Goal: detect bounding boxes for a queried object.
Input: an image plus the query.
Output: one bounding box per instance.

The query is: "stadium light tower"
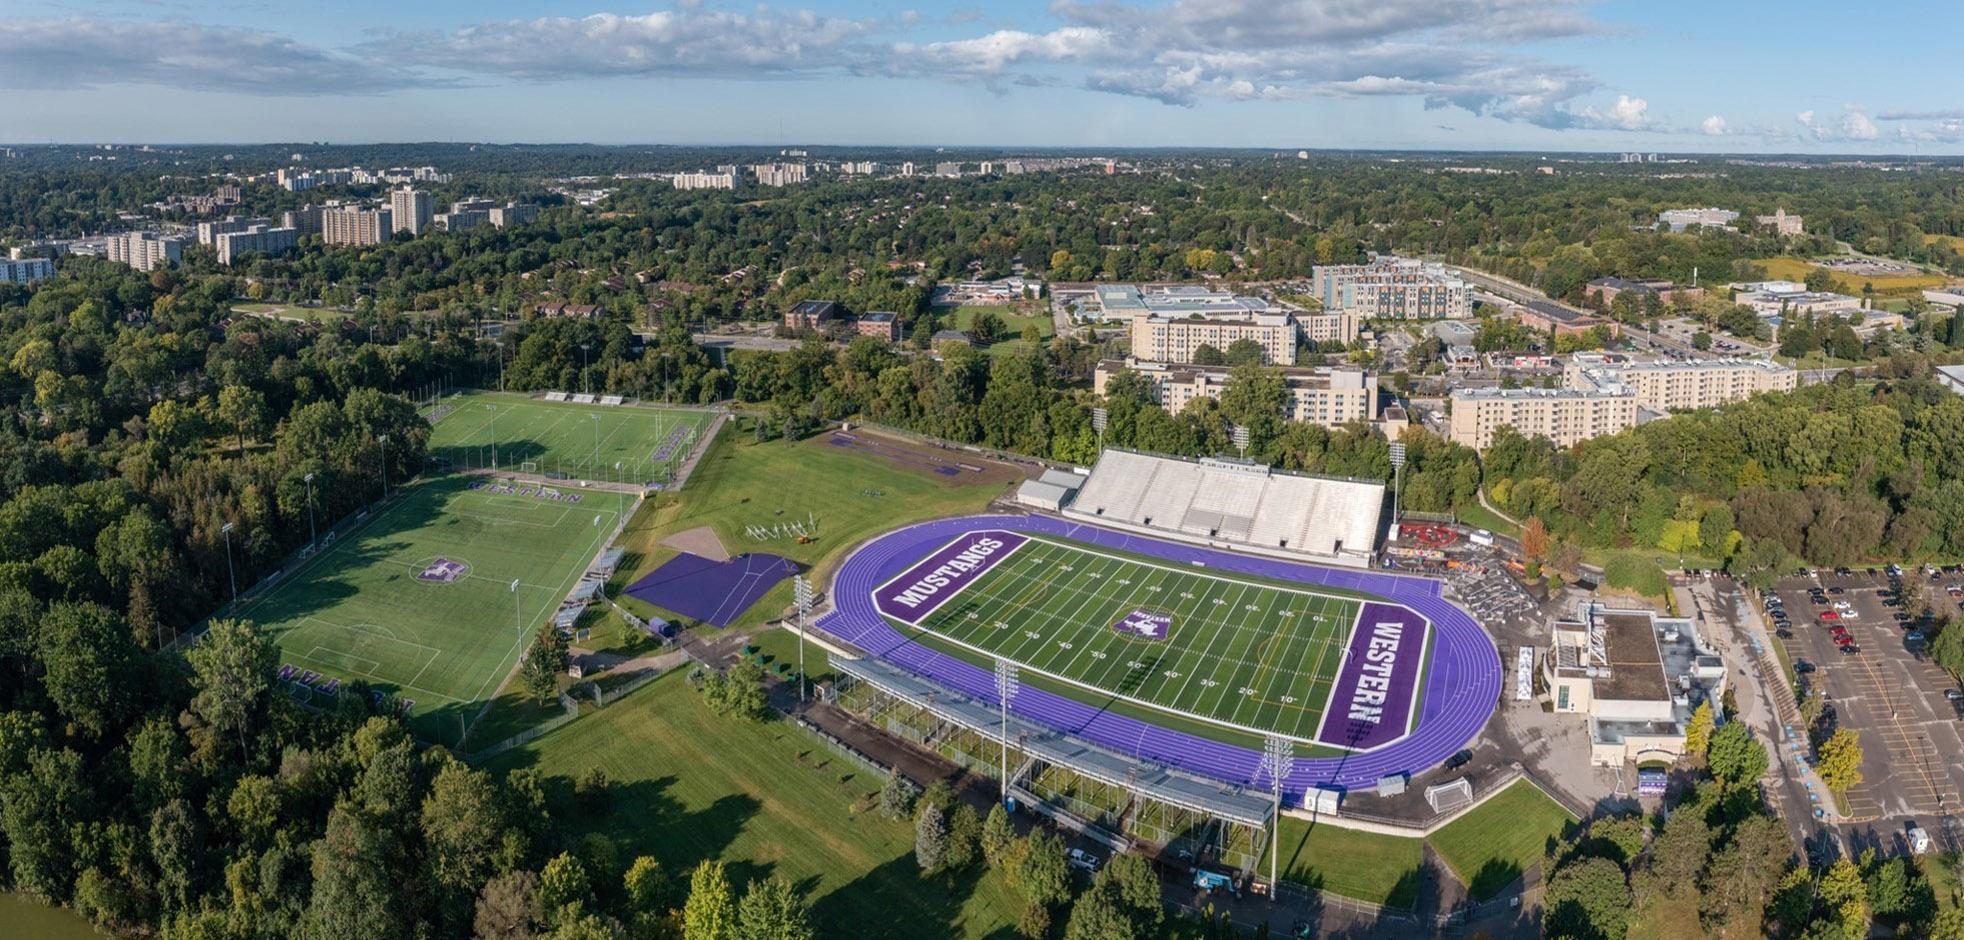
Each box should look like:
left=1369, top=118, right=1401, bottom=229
left=794, top=575, right=816, bottom=704
left=1231, top=424, right=1251, bottom=461
left=994, top=659, right=1020, bottom=802
left=579, top=343, right=592, bottom=396
left=510, top=578, right=523, bottom=637
left=1263, top=735, right=1291, bottom=897
left=1090, top=406, right=1108, bottom=456
left=485, top=404, right=499, bottom=470
left=1388, top=440, right=1408, bottom=530
left=220, top=521, right=238, bottom=614
left=378, top=434, right=390, bottom=499
left=303, top=473, right=317, bottom=552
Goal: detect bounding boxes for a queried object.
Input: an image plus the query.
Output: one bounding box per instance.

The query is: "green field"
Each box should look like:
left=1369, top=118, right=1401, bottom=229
left=1428, top=780, right=1577, bottom=900
left=428, top=390, right=715, bottom=485
left=612, top=425, right=1018, bottom=632
left=235, top=476, right=622, bottom=732
left=489, top=671, right=1023, bottom=938
left=900, top=535, right=1369, bottom=743
left=232, top=301, right=350, bottom=324
left=1275, top=817, right=1424, bottom=908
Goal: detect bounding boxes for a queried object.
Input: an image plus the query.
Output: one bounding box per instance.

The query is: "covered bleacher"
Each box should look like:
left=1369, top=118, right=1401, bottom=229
left=1064, top=448, right=1386, bottom=568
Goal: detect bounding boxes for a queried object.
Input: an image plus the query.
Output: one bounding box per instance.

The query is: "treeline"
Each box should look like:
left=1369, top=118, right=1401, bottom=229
left=1484, top=365, right=1964, bottom=583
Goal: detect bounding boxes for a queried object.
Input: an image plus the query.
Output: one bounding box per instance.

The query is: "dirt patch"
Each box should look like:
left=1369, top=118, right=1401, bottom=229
left=663, top=524, right=731, bottom=562
left=820, top=426, right=1037, bottom=488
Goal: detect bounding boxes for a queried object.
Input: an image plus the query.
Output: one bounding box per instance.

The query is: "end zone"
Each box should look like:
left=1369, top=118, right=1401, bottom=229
left=1316, top=602, right=1431, bottom=749
left=871, top=529, right=1028, bottom=624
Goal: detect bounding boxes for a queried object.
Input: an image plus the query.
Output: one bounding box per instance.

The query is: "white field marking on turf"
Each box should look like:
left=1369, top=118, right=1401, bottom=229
left=1073, top=556, right=1186, bottom=693
left=941, top=541, right=1059, bottom=659
left=1211, top=585, right=1298, bottom=732
left=1240, top=593, right=1337, bottom=732
left=286, top=616, right=451, bottom=700
left=1165, top=579, right=1253, bottom=713
left=465, top=499, right=621, bottom=705
left=1264, top=596, right=1355, bottom=735
left=1133, top=569, right=1238, bottom=707
left=228, top=485, right=449, bottom=623
left=867, top=529, right=1032, bottom=628
left=1039, top=548, right=1139, bottom=677
left=898, top=533, right=1394, bottom=747
left=999, top=544, right=1115, bottom=669
left=300, top=647, right=383, bottom=673
left=976, top=543, right=1157, bottom=679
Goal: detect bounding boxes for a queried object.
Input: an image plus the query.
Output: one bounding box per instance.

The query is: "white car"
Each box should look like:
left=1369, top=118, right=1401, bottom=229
left=1832, top=601, right=1853, bottom=612
left=1067, top=849, right=1103, bottom=873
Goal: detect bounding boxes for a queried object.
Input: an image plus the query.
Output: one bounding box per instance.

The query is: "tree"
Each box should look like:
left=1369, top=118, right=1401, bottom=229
left=1544, top=856, right=1632, bottom=940
left=1817, top=729, right=1864, bottom=795
left=1063, top=881, right=1131, bottom=940
left=538, top=852, right=594, bottom=925
left=1521, top=516, right=1550, bottom=563
left=944, top=802, right=982, bottom=871
left=1684, top=701, right=1714, bottom=758
left=683, top=860, right=736, bottom=940
left=421, top=760, right=511, bottom=907
left=1643, top=808, right=1709, bottom=899
left=474, top=871, right=540, bottom=940
left=1014, top=830, right=1073, bottom=909
left=878, top=771, right=914, bottom=821
left=1223, top=338, right=1266, bottom=367
left=1818, top=857, right=1871, bottom=939
left=216, top=384, right=268, bottom=454
left=522, top=624, right=565, bottom=704
left=982, top=803, right=1016, bottom=867
left=735, top=877, right=813, bottom=940
left=1691, top=330, right=1713, bottom=350
left=38, top=601, right=138, bottom=738
left=1705, top=721, right=1768, bottom=788
left=1190, top=343, right=1225, bottom=366
left=625, top=856, right=674, bottom=922
left=915, top=802, right=948, bottom=873
left=304, top=801, right=406, bottom=940
left=186, top=617, right=277, bottom=763
left=150, top=798, right=203, bottom=914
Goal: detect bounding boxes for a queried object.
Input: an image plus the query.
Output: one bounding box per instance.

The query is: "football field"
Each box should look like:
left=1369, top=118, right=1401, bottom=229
left=427, top=390, right=714, bottom=484
left=234, top=476, right=622, bottom=720
left=880, top=532, right=1417, bottom=743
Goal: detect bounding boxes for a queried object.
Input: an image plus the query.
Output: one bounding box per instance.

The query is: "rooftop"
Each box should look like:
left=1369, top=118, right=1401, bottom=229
left=1452, top=383, right=1631, bottom=401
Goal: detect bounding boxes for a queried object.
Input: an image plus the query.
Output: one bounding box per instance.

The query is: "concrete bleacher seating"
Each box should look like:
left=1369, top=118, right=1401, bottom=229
left=1063, top=448, right=1386, bottom=568
left=571, top=393, right=596, bottom=404
left=599, top=395, right=625, bottom=406
left=543, top=391, right=568, bottom=402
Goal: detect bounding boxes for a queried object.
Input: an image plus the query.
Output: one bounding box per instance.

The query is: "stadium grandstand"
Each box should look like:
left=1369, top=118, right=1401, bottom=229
left=1062, top=448, right=1386, bottom=568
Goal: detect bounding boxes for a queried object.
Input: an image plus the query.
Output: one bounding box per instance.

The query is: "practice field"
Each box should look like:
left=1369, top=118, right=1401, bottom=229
left=427, top=390, right=714, bottom=484
left=234, top=476, right=621, bottom=722
left=875, top=530, right=1433, bottom=747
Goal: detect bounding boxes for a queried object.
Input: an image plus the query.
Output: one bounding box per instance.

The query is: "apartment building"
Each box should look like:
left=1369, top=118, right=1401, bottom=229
left=107, top=232, right=183, bottom=272
left=1448, top=384, right=1639, bottom=451
left=1129, top=311, right=1297, bottom=365
left=441, top=209, right=489, bottom=232
left=1295, top=309, right=1366, bottom=345
left=281, top=206, right=325, bottom=236
left=671, top=170, right=738, bottom=190
left=749, top=163, right=808, bottom=187
left=0, top=257, right=54, bottom=284
left=1309, top=256, right=1472, bottom=319
left=855, top=311, right=901, bottom=343
left=488, top=204, right=539, bottom=228
left=321, top=207, right=394, bottom=246
left=389, top=189, right=433, bottom=236
left=195, top=217, right=272, bottom=246
left=1095, top=359, right=1377, bottom=429
left=1565, top=355, right=1797, bottom=412
left=214, top=225, right=298, bottom=265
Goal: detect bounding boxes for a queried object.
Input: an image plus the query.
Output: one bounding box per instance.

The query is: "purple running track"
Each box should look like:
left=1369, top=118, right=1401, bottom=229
left=814, top=514, right=1500, bottom=799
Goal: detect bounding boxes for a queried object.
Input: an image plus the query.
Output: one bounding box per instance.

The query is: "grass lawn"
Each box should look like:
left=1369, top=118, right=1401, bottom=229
left=1428, top=780, right=1577, bottom=900
left=232, top=301, right=349, bottom=323
left=1626, top=895, right=1708, bottom=940
left=488, top=670, right=1024, bottom=938
left=233, top=475, right=622, bottom=740
left=428, top=390, right=715, bottom=485
left=611, top=425, right=1014, bottom=632
left=1455, top=500, right=1519, bottom=539
left=748, top=626, right=836, bottom=686
left=946, top=304, right=1055, bottom=340
left=1275, top=816, right=1424, bottom=908
left=1754, top=257, right=1945, bottom=296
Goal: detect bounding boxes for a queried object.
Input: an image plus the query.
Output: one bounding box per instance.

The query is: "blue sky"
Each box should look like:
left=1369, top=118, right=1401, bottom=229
left=4, top=0, right=1962, bottom=151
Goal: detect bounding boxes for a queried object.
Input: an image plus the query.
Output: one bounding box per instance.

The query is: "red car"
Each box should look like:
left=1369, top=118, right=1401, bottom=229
left=1818, top=611, right=1840, bottom=621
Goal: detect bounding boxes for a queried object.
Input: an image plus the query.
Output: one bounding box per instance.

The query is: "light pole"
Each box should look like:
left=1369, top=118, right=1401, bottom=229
left=1263, top=736, right=1291, bottom=897
left=303, top=472, right=317, bottom=551
left=510, top=578, right=523, bottom=637
left=1388, top=440, right=1408, bottom=533
left=485, top=404, right=499, bottom=470
left=378, top=433, right=390, bottom=499
left=579, top=343, right=592, bottom=396
left=220, top=521, right=238, bottom=614
left=995, top=659, right=1019, bottom=802
left=794, top=576, right=815, bottom=704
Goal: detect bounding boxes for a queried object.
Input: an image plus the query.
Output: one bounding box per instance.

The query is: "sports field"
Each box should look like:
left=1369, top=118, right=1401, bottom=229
left=234, top=476, right=622, bottom=722
left=427, top=390, right=714, bottom=484
left=878, top=531, right=1431, bottom=745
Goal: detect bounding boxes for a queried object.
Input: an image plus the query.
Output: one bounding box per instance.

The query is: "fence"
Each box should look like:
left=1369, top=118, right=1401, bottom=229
left=465, top=665, right=668, bottom=763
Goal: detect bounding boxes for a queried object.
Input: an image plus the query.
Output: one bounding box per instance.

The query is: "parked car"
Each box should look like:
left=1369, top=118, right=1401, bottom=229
left=1795, top=660, right=1816, bottom=674
left=1067, top=849, right=1102, bottom=873
left=1819, top=611, right=1840, bottom=621
left=1840, top=644, right=1861, bottom=654
left=1907, top=632, right=1927, bottom=644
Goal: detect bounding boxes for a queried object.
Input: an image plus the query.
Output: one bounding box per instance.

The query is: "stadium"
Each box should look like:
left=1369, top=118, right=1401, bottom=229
left=814, top=448, right=1502, bottom=809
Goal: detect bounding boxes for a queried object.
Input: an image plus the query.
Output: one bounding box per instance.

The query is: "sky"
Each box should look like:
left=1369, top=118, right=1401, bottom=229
left=4, top=0, right=1964, bottom=152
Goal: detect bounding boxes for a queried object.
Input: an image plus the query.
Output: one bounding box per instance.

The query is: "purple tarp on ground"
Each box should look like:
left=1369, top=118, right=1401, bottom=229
left=624, top=551, right=799, bottom=627
left=815, top=514, right=1501, bottom=800
left=1316, top=602, right=1429, bottom=750
left=872, top=530, right=1027, bottom=624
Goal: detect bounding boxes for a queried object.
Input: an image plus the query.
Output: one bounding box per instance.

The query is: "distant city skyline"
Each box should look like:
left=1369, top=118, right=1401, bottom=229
left=4, top=0, right=1963, bottom=153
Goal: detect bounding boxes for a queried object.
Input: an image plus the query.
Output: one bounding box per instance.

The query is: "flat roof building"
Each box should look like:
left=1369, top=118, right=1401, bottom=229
left=1448, top=383, right=1639, bottom=451
left=1546, top=602, right=1724, bottom=767
left=1094, top=359, right=1378, bottom=430
left=214, top=225, right=298, bottom=266
left=1658, top=207, right=1738, bottom=232
left=784, top=299, right=842, bottom=332
left=390, top=188, right=433, bottom=236
left=1130, top=311, right=1296, bottom=366
left=1565, top=354, right=1797, bottom=412
left=1295, top=309, right=1366, bottom=345
left=1310, top=255, right=1472, bottom=319
left=854, top=311, right=901, bottom=343
left=107, top=232, right=183, bottom=272
left=0, top=257, right=55, bottom=284
left=1513, top=299, right=1619, bottom=338
left=322, top=207, right=393, bottom=246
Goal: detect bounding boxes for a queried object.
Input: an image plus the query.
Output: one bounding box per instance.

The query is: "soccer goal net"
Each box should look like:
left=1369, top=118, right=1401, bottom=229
left=1425, top=778, right=1475, bottom=815
left=521, top=461, right=540, bottom=474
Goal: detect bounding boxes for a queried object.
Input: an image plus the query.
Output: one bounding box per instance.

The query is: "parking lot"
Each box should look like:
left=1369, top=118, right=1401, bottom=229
left=1765, top=568, right=1964, bottom=824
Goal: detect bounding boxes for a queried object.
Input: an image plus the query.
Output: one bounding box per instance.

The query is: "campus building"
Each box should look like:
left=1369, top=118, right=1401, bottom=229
left=0, top=256, right=54, bottom=284
left=1129, top=312, right=1296, bottom=365
left=784, top=299, right=842, bottom=332
left=1294, top=309, right=1366, bottom=345
left=1309, top=256, right=1473, bottom=319
left=1755, top=208, right=1804, bottom=236
left=1511, top=299, right=1619, bottom=338
left=1094, top=359, right=1379, bottom=429
left=214, top=225, right=299, bottom=266
left=1657, top=207, right=1738, bottom=232
left=1565, top=354, right=1797, bottom=412
left=672, top=169, right=739, bottom=190
left=321, top=207, right=394, bottom=246
left=1545, top=602, right=1725, bottom=767
left=107, top=232, right=183, bottom=271
left=854, top=311, right=902, bottom=343
left=1584, top=277, right=1705, bottom=308
left=1448, top=383, right=1639, bottom=451
left=390, top=188, right=434, bottom=236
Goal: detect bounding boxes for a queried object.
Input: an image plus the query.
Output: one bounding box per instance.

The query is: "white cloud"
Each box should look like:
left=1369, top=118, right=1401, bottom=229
left=0, top=17, right=407, bottom=94
left=1795, top=106, right=1880, bottom=142
left=1572, top=95, right=1655, bottom=131
left=1701, top=114, right=1729, bottom=135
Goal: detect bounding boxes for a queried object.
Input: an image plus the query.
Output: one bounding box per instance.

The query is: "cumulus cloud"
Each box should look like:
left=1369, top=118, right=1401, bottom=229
left=1701, top=114, right=1729, bottom=135
left=1796, top=106, right=1879, bottom=141
left=1571, top=95, right=1656, bottom=131
left=0, top=17, right=408, bottom=94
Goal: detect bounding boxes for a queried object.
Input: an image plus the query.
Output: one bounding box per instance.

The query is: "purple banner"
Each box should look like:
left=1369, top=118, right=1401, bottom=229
left=1110, top=608, right=1173, bottom=640
left=1316, top=602, right=1429, bottom=750
left=873, top=530, right=1028, bottom=624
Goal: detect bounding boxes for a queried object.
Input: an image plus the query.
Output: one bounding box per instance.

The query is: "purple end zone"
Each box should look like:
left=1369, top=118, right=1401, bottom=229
left=624, top=551, right=799, bottom=627
left=815, top=514, right=1501, bottom=800
left=1316, top=602, right=1428, bottom=749
left=1110, top=608, right=1173, bottom=640
left=872, top=530, right=1027, bottom=624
